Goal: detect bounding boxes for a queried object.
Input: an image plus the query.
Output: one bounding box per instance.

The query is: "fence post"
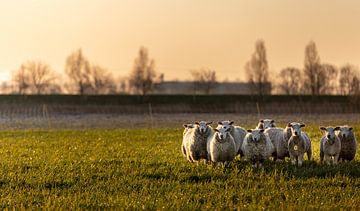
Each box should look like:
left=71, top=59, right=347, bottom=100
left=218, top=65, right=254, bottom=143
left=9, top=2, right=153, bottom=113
left=149, top=103, right=153, bottom=128
left=42, top=104, right=51, bottom=128
left=256, top=102, right=261, bottom=119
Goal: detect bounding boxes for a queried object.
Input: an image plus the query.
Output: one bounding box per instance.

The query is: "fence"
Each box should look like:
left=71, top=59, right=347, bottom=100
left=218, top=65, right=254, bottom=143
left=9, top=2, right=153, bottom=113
left=0, top=95, right=358, bottom=116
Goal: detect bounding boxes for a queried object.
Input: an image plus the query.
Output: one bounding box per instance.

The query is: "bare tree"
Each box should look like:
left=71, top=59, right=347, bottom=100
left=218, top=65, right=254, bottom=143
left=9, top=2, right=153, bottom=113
left=303, top=41, right=323, bottom=95
left=339, top=64, right=360, bottom=95
left=26, top=61, right=56, bottom=94
left=118, top=77, right=129, bottom=94
left=12, top=64, right=30, bottom=94
left=65, top=49, right=91, bottom=95
left=88, top=65, right=116, bottom=94
left=277, top=67, right=301, bottom=95
left=129, top=46, right=156, bottom=95
left=191, top=69, right=217, bottom=94
left=320, top=63, right=338, bottom=95
left=12, top=61, right=58, bottom=94
left=245, top=40, right=271, bottom=96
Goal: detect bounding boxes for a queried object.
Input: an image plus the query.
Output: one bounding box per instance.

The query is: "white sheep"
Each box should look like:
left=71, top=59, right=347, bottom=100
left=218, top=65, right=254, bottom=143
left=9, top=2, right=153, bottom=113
left=183, top=121, right=213, bottom=163
left=242, top=129, right=274, bottom=168
left=256, top=119, right=276, bottom=130
left=217, top=120, right=247, bottom=158
left=181, top=123, right=195, bottom=157
left=207, top=126, right=236, bottom=167
left=336, top=126, right=357, bottom=162
left=320, top=126, right=341, bottom=165
left=287, top=122, right=312, bottom=166
left=264, top=125, right=292, bottom=161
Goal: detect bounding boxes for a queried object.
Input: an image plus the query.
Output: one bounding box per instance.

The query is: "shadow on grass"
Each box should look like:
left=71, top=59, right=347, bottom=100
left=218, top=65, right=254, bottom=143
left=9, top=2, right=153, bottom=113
left=233, top=159, right=360, bottom=179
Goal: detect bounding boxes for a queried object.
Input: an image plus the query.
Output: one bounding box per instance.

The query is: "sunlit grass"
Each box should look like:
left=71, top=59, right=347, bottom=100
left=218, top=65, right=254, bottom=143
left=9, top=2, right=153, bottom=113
left=0, top=127, right=359, bottom=209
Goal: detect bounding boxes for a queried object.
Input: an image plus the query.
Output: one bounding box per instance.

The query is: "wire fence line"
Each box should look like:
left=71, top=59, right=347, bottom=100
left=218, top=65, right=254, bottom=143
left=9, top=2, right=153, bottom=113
left=0, top=103, right=358, bottom=130
left=0, top=101, right=357, bottom=118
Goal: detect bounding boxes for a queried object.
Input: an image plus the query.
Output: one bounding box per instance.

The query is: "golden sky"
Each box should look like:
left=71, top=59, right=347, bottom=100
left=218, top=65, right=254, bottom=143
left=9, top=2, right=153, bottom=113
left=0, top=0, right=360, bottom=82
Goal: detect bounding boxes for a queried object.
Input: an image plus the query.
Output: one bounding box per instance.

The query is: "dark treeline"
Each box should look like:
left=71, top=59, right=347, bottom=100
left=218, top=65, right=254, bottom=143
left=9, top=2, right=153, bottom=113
left=3, top=41, right=360, bottom=97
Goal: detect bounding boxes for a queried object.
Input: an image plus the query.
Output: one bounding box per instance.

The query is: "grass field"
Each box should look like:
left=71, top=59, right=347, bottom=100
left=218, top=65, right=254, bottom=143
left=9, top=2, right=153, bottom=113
left=0, top=126, right=360, bottom=209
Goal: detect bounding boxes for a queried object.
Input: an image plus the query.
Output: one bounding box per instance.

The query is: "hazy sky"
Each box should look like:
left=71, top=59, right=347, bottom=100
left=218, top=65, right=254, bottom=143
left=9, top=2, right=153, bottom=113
left=1, top=0, right=360, bottom=82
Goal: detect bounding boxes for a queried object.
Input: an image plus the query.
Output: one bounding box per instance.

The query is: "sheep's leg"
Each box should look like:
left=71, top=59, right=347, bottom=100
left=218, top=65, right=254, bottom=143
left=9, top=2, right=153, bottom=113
left=307, top=146, right=312, bottom=161
left=298, top=154, right=304, bottom=167
left=320, top=149, right=324, bottom=164
left=181, top=145, right=187, bottom=157
left=250, top=159, right=257, bottom=168
left=324, top=155, right=331, bottom=165
left=334, top=154, right=339, bottom=165
left=290, top=154, right=297, bottom=165
left=187, top=154, right=194, bottom=163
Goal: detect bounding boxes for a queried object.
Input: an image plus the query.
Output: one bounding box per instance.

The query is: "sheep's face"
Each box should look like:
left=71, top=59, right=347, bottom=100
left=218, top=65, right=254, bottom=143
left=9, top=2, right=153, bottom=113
left=195, top=121, right=212, bottom=134
left=183, top=123, right=194, bottom=129
left=215, top=127, right=230, bottom=140
left=257, top=119, right=275, bottom=130
left=338, top=126, right=353, bottom=139
left=183, top=123, right=194, bottom=135
left=320, top=126, right=340, bottom=144
left=247, top=129, right=265, bottom=142
left=217, top=120, right=234, bottom=132
left=288, top=122, right=305, bottom=137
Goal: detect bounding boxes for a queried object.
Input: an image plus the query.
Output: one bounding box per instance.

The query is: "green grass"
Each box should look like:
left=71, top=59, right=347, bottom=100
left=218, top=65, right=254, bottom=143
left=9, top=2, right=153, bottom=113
left=0, top=127, right=360, bottom=209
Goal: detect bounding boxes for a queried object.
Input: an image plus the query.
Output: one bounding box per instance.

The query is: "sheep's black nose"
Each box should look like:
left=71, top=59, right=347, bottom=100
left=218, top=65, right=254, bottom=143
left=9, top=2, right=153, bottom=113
left=343, top=134, right=346, bottom=138
left=327, top=135, right=331, bottom=139
left=294, top=132, right=298, bottom=136
left=220, top=135, right=223, bottom=139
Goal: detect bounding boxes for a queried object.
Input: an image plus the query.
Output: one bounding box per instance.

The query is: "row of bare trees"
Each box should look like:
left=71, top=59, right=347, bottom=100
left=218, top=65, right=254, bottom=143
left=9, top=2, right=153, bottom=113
left=7, top=42, right=360, bottom=96
left=277, top=41, right=360, bottom=96
left=10, top=47, right=157, bottom=95
left=245, top=40, right=360, bottom=96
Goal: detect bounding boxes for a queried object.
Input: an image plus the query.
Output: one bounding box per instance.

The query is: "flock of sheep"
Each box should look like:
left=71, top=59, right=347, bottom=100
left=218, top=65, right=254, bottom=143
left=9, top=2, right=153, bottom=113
left=182, top=119, right=357, bottom=168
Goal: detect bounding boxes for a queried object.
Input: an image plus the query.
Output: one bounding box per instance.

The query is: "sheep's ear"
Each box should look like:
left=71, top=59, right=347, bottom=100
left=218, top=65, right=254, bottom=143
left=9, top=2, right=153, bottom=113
left=349, top=127, right=353, bottom=131
left=247, top=129, right=252, bottom=133
left=206, top=121, right=213, bottom=125
left=218, top=121, right=223, bottom=125
left=271, top=120, right=275, bottom=123
left=229, top=121, right=234, bottom=125
left=334, top=127, right=340, bottom=131
left=194, top=122, right=200, bottom=125
left=287, top=123, right=292, bottom=127
left=260, top=129, right=265, bottom=133
left=214, top=128, right=219, bottom=132
left=319, top=127, right=326, bottom=131
left=183, top=124, right=188, bottom=128
left=300, top=123, right=306, bottom=128
left=260, top=119, right=264, bottom=123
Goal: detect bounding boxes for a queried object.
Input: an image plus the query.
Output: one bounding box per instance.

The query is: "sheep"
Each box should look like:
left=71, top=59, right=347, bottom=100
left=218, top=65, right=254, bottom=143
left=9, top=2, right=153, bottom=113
left=207, top=126, right=236, bottom=167
left=256, top=119, right=276, bottom=130
left=264, top=125, right=292, bottom=161
left=287, top=122, right=312, bottom=166
left=217, top=120, right=247, bottom=158
left=319, top=126, right=341, bottom=165
left=183, top=121, right=213, bottom=163
left=181, top=123, right=195, bottom=157
left=336, top=126, right=357, bottom=162
left=241, top=129, right=274, bottom=168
